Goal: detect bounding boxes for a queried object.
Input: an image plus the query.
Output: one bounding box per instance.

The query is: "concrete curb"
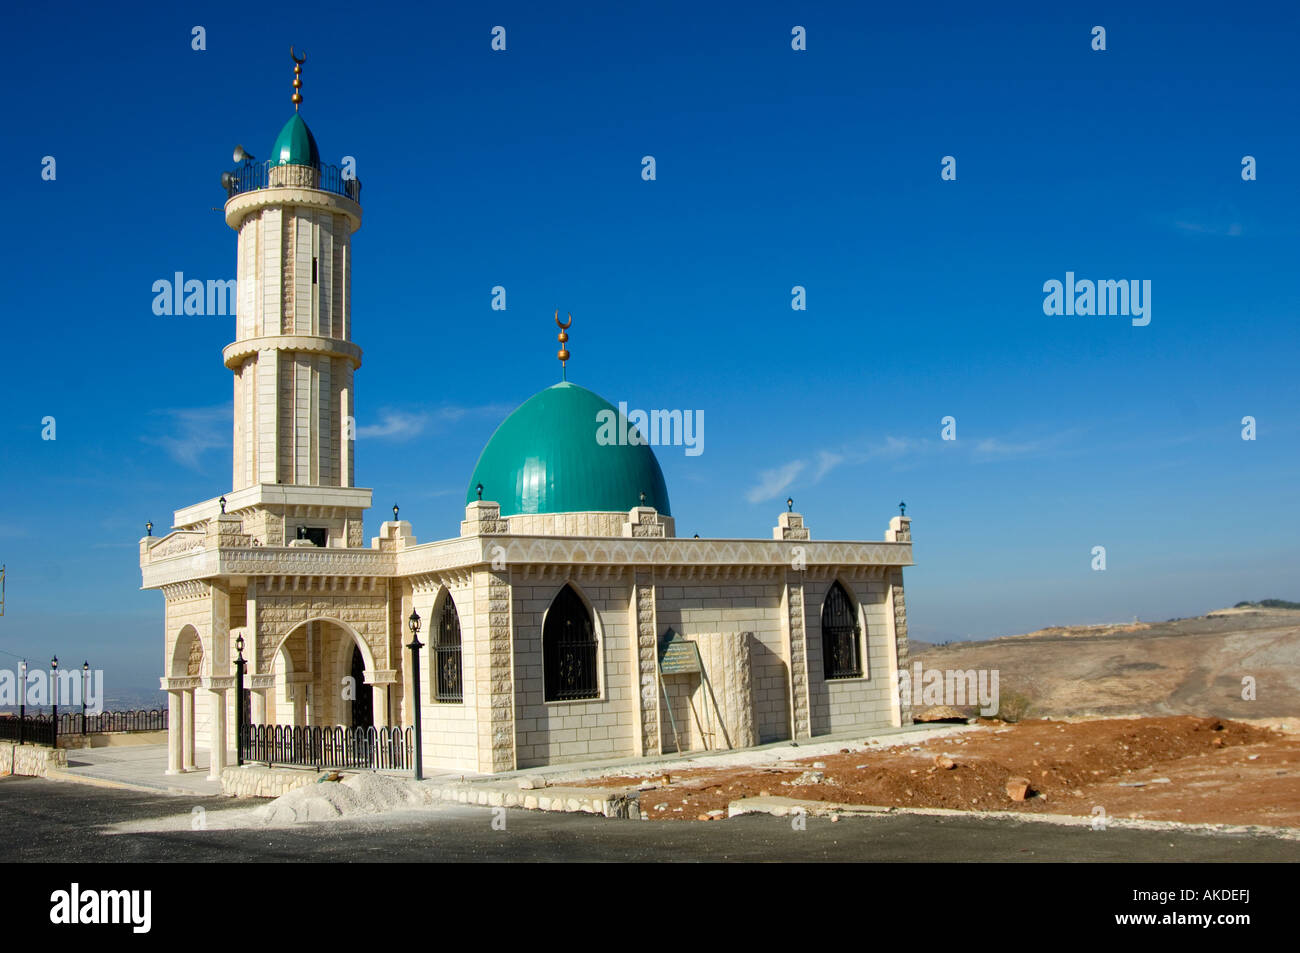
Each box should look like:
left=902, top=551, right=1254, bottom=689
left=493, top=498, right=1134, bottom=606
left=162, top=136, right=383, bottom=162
left=725, top=795, right=1300, bottom=839
left=425, top=780, right=640, bottom=819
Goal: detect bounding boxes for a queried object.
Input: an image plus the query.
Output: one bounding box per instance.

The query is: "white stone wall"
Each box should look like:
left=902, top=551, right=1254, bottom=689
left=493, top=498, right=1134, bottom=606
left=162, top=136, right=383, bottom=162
left=413, top=582, right=480, bottom=773
left=803, top=576, right=898, bottom=736
left=656, top=580, right=790, bottom=744
left=510, top=578, right=636, bottom=768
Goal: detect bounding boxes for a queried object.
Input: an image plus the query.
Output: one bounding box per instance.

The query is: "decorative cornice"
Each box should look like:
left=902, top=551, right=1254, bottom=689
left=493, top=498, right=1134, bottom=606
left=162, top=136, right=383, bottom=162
left=225, top=185, right=362, bottom=231
left=223, top=335, right=362, bottom=370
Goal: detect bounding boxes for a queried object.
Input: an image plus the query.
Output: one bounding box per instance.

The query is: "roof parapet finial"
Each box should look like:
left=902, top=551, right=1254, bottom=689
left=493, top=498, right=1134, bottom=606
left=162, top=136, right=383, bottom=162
left=555, top=309, right=572, bottom=381
left=290, top=46, right=306, bottom=111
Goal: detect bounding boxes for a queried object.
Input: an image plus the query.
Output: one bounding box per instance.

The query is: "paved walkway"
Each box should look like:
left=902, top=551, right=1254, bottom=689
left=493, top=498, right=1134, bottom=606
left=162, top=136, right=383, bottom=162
left=45, top=723, right=954, bottom=800
left=56, top=744, right=223, bottom=796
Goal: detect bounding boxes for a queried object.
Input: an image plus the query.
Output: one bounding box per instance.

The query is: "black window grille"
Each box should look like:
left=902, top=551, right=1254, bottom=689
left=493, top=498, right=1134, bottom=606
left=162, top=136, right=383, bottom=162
left=435, top=594, right=463, bottom=703
left=543, top=585, right=599, bottom=701
left=821, top=581, right=862, bottom=679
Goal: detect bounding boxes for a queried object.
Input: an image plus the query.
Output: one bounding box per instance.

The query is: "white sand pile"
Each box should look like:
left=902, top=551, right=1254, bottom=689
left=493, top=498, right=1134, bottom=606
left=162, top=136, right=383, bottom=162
left=252, top=773, right=434, bottom=825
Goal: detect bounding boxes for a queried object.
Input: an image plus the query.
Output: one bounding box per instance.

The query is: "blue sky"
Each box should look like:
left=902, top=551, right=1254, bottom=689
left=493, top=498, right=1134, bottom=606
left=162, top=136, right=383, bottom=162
left=1, top=1, right=1297, bottom=697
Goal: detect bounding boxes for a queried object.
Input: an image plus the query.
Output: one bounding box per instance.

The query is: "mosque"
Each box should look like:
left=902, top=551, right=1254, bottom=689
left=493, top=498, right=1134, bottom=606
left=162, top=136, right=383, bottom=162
left=140, top=56, right=915, bottom=778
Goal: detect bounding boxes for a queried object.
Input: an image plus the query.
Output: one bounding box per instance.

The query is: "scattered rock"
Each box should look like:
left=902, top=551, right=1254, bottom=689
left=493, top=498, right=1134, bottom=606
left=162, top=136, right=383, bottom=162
left=934, top=755, right=957, bottom=770
left=812, top=761, right=826, bottom=769
left=789, top=770, right=826, bottom=787
left=1005, top=777, right=1031, bottom=801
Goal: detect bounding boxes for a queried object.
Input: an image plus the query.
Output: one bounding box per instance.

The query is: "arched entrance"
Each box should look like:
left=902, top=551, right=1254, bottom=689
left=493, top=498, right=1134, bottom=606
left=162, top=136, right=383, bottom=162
left=350, top=644, right=374, bottom=728
left=268, top=618, right=380, bottom=728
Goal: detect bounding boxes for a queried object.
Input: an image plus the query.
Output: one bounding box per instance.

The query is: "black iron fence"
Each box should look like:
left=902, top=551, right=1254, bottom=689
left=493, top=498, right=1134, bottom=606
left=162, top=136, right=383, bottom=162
left=60, top=709, right=167, bottom=734
left=0, top=714, right=56, bottom=745
left=223, top=160, right=362, bottom=202
left=0, top=708, right=168, bottom=746
left=240, top=723, right=413, bottom=771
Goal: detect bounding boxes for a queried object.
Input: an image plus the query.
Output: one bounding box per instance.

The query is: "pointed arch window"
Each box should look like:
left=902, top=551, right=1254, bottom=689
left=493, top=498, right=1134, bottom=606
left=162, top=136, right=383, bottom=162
left=822, top=581, right=863, bottom=679
left=435, top=594, right=463, bottom=703
left=544, top=585, right=599, bottom=701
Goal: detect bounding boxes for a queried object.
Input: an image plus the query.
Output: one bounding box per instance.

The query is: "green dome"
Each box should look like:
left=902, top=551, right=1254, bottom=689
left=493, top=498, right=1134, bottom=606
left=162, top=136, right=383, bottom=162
left=270, top=113, right=320, bottom=168
left=466, top=382, right=672, bottom=517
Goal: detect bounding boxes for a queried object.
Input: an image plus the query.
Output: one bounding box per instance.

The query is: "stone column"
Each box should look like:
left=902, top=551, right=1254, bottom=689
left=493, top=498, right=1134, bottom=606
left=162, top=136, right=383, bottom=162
left=250, top=689, right=266, bottom=725
left=784, top=572, right=811, bottom=741
left=165, top=690, right=183, bottom=775
left=371, top=680, right=392, bottom=728
left=207, top=688, right=227, bottom=780
left=477, top=569, right=516, bottom=773
left=630, top=574, right=660, bottom=756
left=182, top=689, right=196, bottom=771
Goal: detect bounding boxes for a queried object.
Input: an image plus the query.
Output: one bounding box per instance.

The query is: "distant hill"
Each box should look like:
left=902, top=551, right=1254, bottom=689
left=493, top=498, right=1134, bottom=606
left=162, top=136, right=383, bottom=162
left=1236, top=599, right=1300, bottom=610
left=909, top=607, right=1300, bottom=719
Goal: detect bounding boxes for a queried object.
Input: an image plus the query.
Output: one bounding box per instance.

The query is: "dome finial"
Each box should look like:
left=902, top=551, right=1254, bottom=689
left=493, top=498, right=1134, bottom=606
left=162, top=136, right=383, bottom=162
left=290, top=46, right=306, bottom=111
left=555, top=309, right=572, bottom=381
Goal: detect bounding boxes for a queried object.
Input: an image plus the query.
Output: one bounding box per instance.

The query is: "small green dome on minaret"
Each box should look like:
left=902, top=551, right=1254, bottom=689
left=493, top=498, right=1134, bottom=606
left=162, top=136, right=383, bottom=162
left=270, top=113, right=320, bottom=168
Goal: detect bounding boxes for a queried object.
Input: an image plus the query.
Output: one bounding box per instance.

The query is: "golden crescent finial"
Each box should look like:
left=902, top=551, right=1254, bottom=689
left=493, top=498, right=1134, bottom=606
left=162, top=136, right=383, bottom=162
left=290, top=47, right=306, bottom=110
left=555, top=310, right=572, bottom=379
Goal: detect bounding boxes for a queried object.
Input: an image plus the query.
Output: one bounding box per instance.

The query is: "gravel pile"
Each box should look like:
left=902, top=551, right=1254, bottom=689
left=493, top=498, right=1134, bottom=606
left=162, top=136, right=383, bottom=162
left=252, top=773, right=433, bottom=825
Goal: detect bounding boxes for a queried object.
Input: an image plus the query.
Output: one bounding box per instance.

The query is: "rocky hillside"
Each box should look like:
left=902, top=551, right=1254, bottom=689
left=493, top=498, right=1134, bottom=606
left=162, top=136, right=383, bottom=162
left=910, top=607, right=1300, bottom=718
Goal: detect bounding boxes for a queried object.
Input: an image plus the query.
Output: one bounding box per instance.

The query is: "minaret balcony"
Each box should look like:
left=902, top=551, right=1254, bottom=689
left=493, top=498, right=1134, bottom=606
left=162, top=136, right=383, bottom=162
left=223, top=159, right=361, bottom=203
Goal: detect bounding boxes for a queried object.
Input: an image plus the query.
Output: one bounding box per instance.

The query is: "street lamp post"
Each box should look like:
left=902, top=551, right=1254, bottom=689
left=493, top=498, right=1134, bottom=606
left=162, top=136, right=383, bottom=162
left=235, top=634, right=246, bottom=766
left=18, top=660, right=26, bottom=745
left=50, top=655, right=59, bottom=745
left=407, top=610, right=424, bottom=781
left=81, top=661, right=89, bottom=734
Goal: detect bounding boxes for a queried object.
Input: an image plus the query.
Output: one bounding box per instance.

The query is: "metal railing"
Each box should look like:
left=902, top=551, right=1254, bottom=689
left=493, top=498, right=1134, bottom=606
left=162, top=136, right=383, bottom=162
left=59, top=708, right=167, bottom=734
left=240, top=723, right=413, bottom=771
left=0, top=708, right=169, bottom=746
left=223, top=160, right=362, bottom=202
left=0, top=713, right=55, bottom=745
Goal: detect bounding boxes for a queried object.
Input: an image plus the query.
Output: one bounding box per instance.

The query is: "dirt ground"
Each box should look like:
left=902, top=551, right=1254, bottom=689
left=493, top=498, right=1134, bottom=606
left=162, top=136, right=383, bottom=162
left=565, top=716, right=1300, bottom=826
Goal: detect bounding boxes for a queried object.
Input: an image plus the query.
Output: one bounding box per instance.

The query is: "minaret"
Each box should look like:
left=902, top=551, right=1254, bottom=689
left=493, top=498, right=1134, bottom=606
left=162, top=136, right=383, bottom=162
left=211, top=50, right=370, bottom=546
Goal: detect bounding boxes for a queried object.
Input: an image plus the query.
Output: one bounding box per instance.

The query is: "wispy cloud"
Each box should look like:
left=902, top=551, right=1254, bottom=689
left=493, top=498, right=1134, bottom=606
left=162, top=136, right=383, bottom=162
left=746, top=427, right=1076, bottom=503
left=744, top=461, right=805, bottom=503
left=141, top=405, right=228, bottom=469
left=358, top=404, right=512, bottom=441
left=971, top=436, right=1043, bottom=459
left=1174, top=220, right=1243, bottom=237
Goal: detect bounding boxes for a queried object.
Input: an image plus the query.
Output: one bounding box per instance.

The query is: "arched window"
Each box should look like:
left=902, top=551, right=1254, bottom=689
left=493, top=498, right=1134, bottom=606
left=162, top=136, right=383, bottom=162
left=544, top=585, right=599, bottom=701
left=821, top=581, right=862, bottom=679
left=435, top=594, right=463, bottom=703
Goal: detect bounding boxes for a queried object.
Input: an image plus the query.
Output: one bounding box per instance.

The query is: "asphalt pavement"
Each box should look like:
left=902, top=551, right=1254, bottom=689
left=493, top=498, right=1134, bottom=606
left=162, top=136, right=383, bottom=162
left=1, top=776, right=1294, bottom=862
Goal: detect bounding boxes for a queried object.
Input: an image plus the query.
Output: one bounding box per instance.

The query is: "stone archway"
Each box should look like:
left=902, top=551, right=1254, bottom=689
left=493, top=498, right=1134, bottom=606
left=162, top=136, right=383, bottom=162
left=270, top=618, right=380, bottom=728
left=167, top=625, right=204, bottom=773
